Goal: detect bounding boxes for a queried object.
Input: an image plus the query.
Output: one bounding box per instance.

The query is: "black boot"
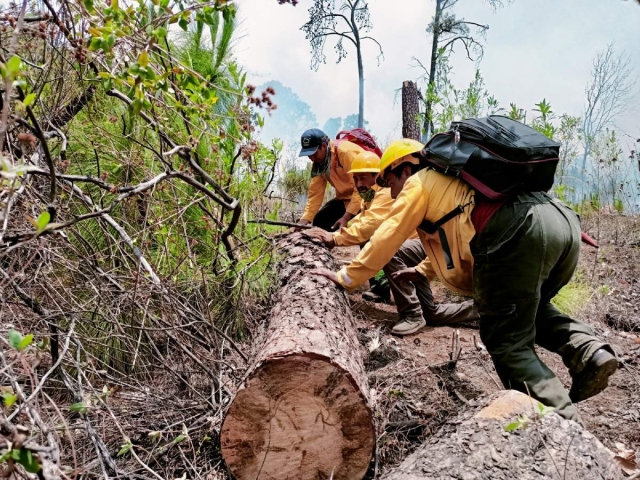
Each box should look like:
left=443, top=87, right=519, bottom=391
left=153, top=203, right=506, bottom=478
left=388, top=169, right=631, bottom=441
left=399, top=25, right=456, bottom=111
left=569, top=349, right=618, bottom=403
left=362, top=276, right=391, bottom=303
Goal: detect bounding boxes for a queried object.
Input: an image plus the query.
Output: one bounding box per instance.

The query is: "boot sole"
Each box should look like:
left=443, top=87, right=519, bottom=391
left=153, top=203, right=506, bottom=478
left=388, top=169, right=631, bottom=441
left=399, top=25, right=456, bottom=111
left=569, top=358, right=618, bottom=403
left=391, top=322, right=427, bottom=336
left=362, top=293, right=390, bottom=303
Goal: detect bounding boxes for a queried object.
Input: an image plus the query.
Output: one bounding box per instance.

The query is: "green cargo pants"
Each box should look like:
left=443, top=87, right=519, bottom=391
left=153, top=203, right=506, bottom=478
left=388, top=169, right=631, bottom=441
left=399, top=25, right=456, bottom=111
left=472, top=192, right=609, bottom=422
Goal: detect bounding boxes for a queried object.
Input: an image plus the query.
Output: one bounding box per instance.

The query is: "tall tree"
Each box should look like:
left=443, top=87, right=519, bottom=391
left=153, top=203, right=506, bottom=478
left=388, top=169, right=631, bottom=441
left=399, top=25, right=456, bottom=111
left=301, top=0, right=383, bottom=128
left=580, top=45, right=634, bottom=174
left=420, top=0, right=505, bottom=140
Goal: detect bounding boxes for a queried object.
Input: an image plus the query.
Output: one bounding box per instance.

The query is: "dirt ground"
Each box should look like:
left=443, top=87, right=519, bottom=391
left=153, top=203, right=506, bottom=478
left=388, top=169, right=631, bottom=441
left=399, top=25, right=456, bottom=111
left=332, top=214, right=640, bottom=477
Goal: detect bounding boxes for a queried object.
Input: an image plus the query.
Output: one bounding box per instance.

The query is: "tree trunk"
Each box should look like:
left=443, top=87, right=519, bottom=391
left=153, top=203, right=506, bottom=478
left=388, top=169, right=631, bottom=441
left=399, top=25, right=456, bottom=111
left=402, top=81, right=421, bottom=141
left=220, top=233, right=375, bottom=480
left=357, top=43, right=365, bottom=129
left=381, top=390, right=623, bottom=480
left=423, top=0, right=442, bottom=141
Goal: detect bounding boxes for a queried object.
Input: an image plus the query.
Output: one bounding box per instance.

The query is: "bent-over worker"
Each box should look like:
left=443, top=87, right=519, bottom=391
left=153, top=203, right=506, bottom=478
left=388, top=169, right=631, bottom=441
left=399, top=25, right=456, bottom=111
left=312, top=138, right=617, bottom=422
left=306, top=144, right=477, bottom=335
left=297, top=128, right=364, bottom=231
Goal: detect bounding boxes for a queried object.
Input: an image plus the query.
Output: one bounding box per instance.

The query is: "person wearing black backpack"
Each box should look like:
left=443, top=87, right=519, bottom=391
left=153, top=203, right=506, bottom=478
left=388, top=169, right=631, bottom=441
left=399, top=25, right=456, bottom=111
left=312, top=119, right=618, bottom=422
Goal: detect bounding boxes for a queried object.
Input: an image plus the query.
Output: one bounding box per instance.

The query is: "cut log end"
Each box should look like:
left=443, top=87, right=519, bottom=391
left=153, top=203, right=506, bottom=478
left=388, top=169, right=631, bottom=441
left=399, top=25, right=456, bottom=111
left=221, top=235, right=374, bottom=479
left=221, top=354, right=375, bottom=480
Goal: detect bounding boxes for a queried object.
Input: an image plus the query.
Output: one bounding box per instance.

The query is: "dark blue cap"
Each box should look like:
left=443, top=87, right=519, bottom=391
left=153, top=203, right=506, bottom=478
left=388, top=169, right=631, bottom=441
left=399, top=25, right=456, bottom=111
left=299, top=128, right=327, bottom=157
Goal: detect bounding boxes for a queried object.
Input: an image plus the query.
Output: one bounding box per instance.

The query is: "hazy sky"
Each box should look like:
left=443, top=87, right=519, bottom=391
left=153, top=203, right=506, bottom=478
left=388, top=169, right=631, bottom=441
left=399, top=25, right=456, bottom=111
left=234, top=0, right=640, bottom=149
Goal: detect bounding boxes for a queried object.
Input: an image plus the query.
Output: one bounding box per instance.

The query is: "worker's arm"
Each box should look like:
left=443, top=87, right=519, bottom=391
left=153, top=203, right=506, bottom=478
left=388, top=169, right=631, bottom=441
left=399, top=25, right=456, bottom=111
left=301, top=175, right=327, bottom=223
left=336, top=178, right=430, bottom=291
left=333, top=190, right=394, bottom=247
left=392, top=257, right=436, bottom=283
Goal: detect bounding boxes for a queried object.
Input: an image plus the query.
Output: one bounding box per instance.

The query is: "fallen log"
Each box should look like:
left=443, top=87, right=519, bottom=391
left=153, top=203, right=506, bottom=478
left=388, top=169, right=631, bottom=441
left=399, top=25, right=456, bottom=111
left=221, top=233, right=375, bottom=480
left=381, top=390, right=623, bottom=480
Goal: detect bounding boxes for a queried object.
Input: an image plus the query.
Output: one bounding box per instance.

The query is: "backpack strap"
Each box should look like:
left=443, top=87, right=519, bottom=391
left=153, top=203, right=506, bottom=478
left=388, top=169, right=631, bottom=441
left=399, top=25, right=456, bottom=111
left=417, top=200, right=473, bottom=270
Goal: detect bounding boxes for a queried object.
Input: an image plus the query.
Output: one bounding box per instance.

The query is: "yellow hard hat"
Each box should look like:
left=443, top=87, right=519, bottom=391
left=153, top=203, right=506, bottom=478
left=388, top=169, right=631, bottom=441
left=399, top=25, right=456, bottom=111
left=347, top=150, right=381, bottom=174
left=377, top=139, right=424, bottom=186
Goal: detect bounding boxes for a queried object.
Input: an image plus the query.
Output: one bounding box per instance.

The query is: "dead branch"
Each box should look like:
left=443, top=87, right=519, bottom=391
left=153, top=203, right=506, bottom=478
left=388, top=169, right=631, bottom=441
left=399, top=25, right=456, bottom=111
left=248, top=219, right=312, bottom=229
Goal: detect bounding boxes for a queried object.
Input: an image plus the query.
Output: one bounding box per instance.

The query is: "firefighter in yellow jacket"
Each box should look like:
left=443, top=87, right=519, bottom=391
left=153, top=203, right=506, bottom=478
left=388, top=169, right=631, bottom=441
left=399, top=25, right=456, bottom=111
left=307, top=144, right=478, bottom=335
left=305, top=151, right=395, bottom=248
left=313, top=138, right=616, bottom=422
left=297, top=128, right=364, bottom=231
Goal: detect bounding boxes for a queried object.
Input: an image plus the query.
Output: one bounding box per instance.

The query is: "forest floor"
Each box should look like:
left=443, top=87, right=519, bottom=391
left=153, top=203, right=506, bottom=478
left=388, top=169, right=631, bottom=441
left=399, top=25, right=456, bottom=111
left=331, top=213, right=640, bottom=477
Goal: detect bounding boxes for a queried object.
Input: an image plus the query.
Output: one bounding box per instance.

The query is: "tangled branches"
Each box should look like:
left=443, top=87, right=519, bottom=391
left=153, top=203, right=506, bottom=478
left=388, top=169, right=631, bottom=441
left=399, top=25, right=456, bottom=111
left=0, top=0, right=280, bottom=477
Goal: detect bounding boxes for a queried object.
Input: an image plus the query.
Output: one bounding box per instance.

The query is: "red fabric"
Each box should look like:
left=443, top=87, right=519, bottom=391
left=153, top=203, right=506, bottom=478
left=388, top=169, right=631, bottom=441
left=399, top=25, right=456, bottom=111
left=471, top=195, right=600, bottom=248
left=471, top=195, right=508, bottom=234
left=581, top=231, right=599, bottom=248
left=335, top=128, right=383, bottom=158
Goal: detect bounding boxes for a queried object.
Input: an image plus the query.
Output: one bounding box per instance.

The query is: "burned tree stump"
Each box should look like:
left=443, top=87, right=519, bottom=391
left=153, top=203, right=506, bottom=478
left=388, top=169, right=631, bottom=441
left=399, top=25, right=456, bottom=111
left=402, top=80, right=421, bottom=141
left=381, top=390, right=623, bottom=480
left=221, top=233, right=375, bottom=480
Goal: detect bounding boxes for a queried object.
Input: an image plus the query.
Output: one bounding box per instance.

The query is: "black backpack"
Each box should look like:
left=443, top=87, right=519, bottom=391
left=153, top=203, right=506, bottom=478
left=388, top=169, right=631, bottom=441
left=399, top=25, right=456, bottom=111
left=417, top=116, right=561, bottom=270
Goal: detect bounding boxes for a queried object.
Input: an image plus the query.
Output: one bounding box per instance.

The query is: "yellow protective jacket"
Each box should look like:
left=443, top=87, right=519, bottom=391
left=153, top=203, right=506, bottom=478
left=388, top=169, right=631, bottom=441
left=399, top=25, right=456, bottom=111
left=332, top=185, right=394, bottom=246
left=336, top=168, right=476, bottom=295
left=301, top=140, right=363, bottom=222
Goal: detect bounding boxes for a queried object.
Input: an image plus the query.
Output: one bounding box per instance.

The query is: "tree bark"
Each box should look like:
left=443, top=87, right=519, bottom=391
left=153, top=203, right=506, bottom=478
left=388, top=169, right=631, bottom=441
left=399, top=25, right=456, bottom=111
left=402, top=81, right=421, bottom=141
left=221, top=233, right=375, bottom=480
left=381, top=390, right=623, bottom=480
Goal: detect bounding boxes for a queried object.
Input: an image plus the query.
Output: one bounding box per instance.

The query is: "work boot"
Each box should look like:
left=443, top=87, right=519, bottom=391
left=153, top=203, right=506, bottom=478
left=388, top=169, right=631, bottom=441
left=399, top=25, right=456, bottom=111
left=362, top=289, right=390, bottom=303
left=391, top=316, right=426, bottom=336
left=569, top=348, right=618, bottom=403
left=362, top=278, right=391, bottom=304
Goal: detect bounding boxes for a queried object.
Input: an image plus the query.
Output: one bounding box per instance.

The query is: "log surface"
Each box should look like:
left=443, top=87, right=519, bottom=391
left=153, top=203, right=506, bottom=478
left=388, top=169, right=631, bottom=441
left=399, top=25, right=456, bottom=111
left=381, top=390, right=623, bottom=480
left=221, top=233, right=375, bottom=480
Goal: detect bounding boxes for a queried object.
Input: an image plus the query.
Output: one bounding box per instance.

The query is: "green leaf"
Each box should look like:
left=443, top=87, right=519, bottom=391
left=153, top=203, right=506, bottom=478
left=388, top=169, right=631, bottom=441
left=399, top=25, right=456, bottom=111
left=504, top=421, right=521, bottom=432
left=117, top=440, right=132, bottom=457
left=172, top=434, right=187, bottom=445
left=154, top=26, right=167, bottom=38
left=15, top=449, right=41, bottom=473
left=8, top=329, right=22, bottom=349
left=536, top=403, right=555, bottom=417
left=4, top=55, right=22, bottom=79
left=36, top=211, right=50, bottom=233
left=130, top=99, right=142, bottom=115
left=23, top=93, right=37, bottom=107
left=89, top=37, right=103, bottom=52
left=138, top=50, right=149, bottom=67
left=18, top=334, right=34, bottom=351
left=83, top=0, right=95, bottom=11
left=178, top=18, right=188, bottom=31
left=70, top=402, right=88, bottom=414
left=104, top=34, right=116, bottom=51
left=2, top=392, right=17, bottom=408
